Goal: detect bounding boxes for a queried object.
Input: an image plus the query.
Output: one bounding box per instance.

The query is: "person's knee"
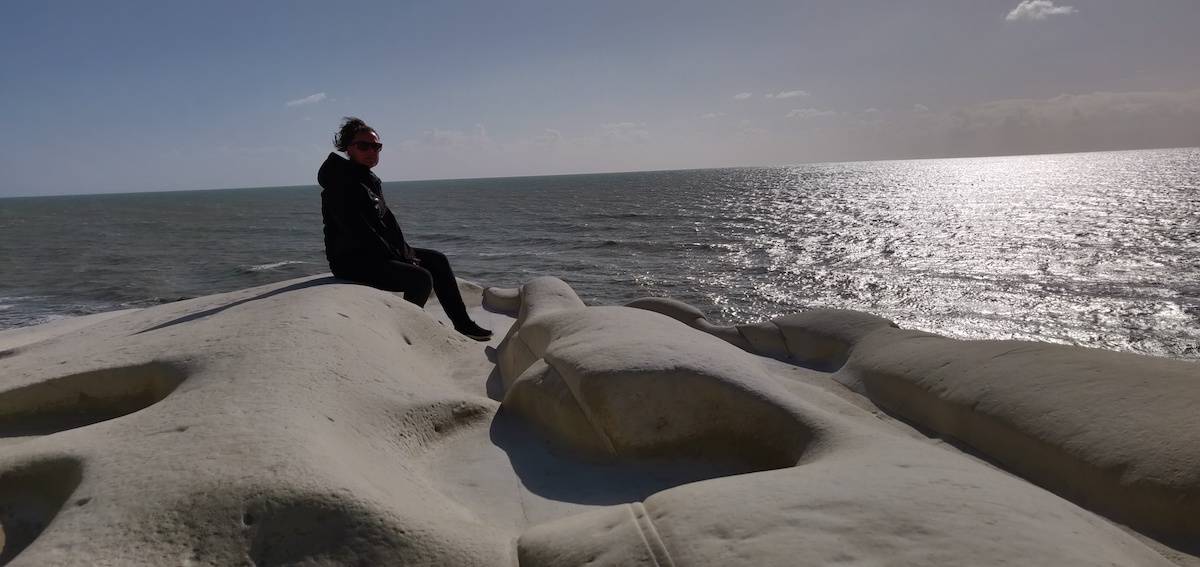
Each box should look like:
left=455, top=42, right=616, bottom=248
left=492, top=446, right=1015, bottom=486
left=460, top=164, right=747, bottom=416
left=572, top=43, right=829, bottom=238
left=410, top=266, right=434, bottom=296
left=401, top=267, right=434, bottom=306
left=416, top=266, right=434, bottom=291
left=417, top=248, right=448, bottom=266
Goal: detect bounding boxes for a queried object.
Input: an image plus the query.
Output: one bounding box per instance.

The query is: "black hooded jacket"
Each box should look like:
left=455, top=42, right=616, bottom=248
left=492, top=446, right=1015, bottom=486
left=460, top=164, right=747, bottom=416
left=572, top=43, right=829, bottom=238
left=318, top=152, right=415, bottom=271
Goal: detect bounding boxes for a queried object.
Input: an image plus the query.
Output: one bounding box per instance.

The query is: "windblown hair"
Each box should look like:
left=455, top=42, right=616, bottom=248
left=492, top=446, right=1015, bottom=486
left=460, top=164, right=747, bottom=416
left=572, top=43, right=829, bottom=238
left=333, top=117, right=377, bottom=152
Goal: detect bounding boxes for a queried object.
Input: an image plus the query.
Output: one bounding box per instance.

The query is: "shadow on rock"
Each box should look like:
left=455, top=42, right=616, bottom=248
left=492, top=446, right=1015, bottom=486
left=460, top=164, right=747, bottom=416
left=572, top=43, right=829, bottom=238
left=134, top=276, right=342, bottom=335
left=488, top=408, right=755, bottom=506
left=0, top=457, right=83, bottom=565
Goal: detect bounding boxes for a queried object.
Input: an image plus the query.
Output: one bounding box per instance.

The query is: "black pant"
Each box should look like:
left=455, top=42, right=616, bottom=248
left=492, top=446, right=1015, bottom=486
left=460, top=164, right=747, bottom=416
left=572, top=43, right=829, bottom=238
left=333, top=248, right=471, bottom=325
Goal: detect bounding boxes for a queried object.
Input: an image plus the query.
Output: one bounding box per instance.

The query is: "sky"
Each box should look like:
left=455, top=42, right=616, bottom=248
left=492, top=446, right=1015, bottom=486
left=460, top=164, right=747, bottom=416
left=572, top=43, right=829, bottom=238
left=1, top=0, right=1198, bottom=196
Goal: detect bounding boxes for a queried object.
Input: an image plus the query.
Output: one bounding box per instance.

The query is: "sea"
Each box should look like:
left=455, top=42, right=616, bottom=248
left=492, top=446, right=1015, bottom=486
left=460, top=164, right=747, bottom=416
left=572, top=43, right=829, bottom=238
left=1, top=147, right=1197, bottom=360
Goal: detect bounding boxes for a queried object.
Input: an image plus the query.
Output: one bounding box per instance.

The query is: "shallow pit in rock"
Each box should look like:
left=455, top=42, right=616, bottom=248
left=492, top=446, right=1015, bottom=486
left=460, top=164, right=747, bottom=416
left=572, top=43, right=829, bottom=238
left=0, top=361, right=188, bottom=438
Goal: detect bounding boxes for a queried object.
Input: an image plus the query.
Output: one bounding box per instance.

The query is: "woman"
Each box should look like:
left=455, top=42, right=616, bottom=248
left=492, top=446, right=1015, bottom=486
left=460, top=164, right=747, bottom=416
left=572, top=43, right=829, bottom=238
left=318, top=117, right=492, bottom=341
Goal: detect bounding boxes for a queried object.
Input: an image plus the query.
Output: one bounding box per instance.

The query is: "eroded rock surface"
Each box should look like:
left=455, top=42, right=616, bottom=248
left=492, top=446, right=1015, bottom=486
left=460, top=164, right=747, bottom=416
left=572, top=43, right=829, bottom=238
left=0, top=274, right=1191, bottom=565
left=0, top=276, right=513, bottom=565
left=490, top=277, right=1186, bottom=566
left=627, top=290, right=1200, bottom=545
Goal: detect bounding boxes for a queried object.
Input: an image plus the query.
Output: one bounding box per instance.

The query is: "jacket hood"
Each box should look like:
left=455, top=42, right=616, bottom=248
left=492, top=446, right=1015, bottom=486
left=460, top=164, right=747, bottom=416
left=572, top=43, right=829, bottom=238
left=318, top=152, right=372, bottom=190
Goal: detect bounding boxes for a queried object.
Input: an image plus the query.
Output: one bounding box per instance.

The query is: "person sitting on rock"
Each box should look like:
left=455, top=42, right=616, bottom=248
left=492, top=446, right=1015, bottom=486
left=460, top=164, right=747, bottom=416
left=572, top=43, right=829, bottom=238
left=318, top=116, right=493, bottom=341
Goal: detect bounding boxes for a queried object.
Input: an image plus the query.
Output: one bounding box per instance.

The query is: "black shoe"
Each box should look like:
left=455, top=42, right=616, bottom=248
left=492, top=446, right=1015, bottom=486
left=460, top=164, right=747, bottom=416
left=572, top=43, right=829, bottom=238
left=454, top=321, right=493, bottom=341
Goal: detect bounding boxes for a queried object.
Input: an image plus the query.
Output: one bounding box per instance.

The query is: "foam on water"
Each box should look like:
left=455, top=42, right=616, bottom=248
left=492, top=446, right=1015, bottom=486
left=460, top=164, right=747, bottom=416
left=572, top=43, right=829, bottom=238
left=244, top=260, right=309, bottom=272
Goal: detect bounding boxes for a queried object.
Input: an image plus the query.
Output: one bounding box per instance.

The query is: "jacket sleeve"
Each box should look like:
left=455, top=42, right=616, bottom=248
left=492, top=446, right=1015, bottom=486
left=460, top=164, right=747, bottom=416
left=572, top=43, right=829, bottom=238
left=323, top=181, right=405, bottom=262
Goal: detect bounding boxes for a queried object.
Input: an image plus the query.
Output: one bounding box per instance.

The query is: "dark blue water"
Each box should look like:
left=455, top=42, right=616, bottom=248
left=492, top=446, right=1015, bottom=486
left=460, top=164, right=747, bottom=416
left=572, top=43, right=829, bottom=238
left=1, top=148, right=1197, bottom=359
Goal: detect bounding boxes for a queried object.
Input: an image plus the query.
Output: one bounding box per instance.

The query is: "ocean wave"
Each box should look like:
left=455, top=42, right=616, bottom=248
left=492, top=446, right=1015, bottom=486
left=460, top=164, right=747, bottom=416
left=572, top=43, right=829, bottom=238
left=243, top=261, right=308, bottom=272
left=475, top=251, right=557, bottom=258
left=0, top=296, right=43, bottom=313
left=583, top=212, right=658, bottom=220
left=567, top=239, right=674, bottom=251
left=421, top=233, right=472, bottom=243
left=0, top=312, right=70, bottom=330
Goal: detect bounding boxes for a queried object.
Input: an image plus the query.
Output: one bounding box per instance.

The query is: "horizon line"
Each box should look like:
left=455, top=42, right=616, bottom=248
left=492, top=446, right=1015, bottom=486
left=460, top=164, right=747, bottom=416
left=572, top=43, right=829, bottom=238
left=3, top=144, right=1196, bottom=200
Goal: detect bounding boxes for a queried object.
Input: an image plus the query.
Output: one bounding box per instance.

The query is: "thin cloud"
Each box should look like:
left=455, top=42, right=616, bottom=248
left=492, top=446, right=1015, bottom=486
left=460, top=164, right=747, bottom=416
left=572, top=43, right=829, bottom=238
left=733, top=92, right=753, bottom=100
left=786, top=108, right=836, bottom=119
left=601, top=122, right=650, bottom=143
left=420, top=123, right=491, bottom=148
left=766, top=90, right=809, bottom=100
left=913, top=104, right=930, bottom=113
left=859, top=107, right=884, bottom=125
left=532, top=128, right=563, bottom=146
left=735, top=126, right=769, bottom=139
left=284, top=92, right=327, bottom=107
left=700, top=112, right=725, bottom=119
left=1006, top=0, right=1077, bottom=21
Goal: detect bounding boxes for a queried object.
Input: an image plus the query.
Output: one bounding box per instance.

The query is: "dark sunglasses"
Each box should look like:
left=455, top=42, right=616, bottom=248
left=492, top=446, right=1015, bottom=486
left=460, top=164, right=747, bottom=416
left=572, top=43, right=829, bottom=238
left=351, top=141, right=383, bottom=151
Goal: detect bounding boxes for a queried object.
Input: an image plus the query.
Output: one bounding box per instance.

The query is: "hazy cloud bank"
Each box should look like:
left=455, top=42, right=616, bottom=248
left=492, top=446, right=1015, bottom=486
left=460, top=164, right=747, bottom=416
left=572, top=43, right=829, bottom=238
left=377, top=88, right=1200, bottom=180
left=819, top=88, right=1200, bottom=162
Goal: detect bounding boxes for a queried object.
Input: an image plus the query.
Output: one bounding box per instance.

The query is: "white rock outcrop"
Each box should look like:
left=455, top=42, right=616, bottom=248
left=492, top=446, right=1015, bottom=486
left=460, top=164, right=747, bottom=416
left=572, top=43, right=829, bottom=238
left=0, top=274, right=1191, bottom=565
left=623, top=295, right=1200, bottom=543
